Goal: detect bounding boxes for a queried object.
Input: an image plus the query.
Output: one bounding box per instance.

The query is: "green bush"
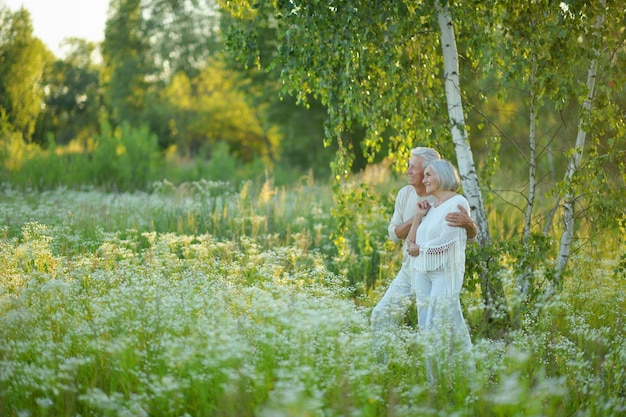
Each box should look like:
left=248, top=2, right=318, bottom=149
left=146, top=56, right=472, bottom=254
left=91, top=121, right=163, bottom=190
left=1, top=120, right=164, bottom=191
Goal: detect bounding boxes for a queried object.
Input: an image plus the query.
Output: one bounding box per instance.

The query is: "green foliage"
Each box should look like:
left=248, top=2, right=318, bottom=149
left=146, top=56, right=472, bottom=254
left=464, top=242, right=511, bottom=338
left=0, top=111, right=38, bottom=176
left=0, top=6, right=51, bottom=139
left=199, top=141, right=239, bottom=182
left=99, top=0, right=286, bottom=168
left=1, top=120, right=163, bottom=191
left=220, top=0, right=624, bottom=256
left=93, top=121, right=163, bottom=190
left=163, top=59, right=281, bottom=163
left=10, top=134, right=78, bottom=189
left=615, top=252, right=626, bottom=280
left=142, top=0, right=222, bottom=78
left=258, top=89, right=336, bottom=178
left=220, top=0, right=451, bottom=177
left=35, top=39, right=102, bottom=146
left=327, top=174, right=391, bottom=294
left=101, top=0, right=151, bottom=126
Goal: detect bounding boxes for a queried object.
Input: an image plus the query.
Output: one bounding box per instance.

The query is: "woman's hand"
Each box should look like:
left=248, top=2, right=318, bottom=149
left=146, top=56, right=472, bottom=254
left=407, top=201, right=431, bottom=252
left=407, top=241, right=420, bottom=257
left=415, top=200, right=431, bottom=219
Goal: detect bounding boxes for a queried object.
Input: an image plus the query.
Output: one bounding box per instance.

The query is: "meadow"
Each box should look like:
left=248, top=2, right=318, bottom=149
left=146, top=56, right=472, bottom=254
left=0, top=171, right=624, bottom=417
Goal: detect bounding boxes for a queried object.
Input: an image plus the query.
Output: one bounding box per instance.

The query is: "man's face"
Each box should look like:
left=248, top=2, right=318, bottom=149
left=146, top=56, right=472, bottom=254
left=406, top=155, right=427, bottom=196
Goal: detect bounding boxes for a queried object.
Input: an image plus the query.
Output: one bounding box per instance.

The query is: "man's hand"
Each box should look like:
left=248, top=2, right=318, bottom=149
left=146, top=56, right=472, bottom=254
left=446, top=205, right=478, bottom=239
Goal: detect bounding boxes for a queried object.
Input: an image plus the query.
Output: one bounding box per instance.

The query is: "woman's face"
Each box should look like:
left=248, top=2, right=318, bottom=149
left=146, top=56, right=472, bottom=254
left=422, top=165, right=440, bottom=195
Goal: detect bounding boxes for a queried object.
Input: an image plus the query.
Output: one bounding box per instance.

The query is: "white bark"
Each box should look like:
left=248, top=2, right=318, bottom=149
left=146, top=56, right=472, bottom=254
left=524, top=62, right=537, bottom=242
left=519, top=61, right=537, bottom=297
left=436, top=1, right=490, bottom=245
left=555, top=2, right=605, bottom=281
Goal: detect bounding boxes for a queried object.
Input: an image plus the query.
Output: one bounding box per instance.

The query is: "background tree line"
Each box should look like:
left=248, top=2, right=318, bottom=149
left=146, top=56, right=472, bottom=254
left=0, top=0, right=344, bottom=189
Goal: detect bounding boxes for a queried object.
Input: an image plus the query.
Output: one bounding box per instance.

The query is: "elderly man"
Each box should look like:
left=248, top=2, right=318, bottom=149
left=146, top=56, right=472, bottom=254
left=371, top=147, right=477, bottom=336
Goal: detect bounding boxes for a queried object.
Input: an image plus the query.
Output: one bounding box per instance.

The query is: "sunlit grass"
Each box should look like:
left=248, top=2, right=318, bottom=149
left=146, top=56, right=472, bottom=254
left=0, top=175, right=624, bottom=416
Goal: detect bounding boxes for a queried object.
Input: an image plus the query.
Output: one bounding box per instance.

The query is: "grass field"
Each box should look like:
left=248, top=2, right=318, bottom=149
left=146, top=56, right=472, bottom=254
left=1, top=177, right=624, bottom=416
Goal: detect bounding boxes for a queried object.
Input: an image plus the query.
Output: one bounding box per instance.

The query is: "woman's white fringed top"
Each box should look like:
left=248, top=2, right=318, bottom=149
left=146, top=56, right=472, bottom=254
left=411, top=194, right=469, bottom=296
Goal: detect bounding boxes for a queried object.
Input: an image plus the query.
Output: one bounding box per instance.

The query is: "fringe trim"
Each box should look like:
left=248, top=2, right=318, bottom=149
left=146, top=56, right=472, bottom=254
left=412, top=234, right=466, bottom=295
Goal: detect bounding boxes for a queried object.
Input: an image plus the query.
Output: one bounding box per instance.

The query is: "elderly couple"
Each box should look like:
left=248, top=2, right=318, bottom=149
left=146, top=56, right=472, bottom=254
left=371, top=147, right=477, bottom=377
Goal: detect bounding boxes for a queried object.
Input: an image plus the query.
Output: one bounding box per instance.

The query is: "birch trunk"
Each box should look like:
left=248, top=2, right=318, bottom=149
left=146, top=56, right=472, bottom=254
left=436, top=1, right=507, bottom=319
left=435, top=0, right=490, bottom=246
left=555, top=3, right=605, bottom=283
left=524, top=61, right=537, bottom=242
left=518, top=61, right=537, bottom=297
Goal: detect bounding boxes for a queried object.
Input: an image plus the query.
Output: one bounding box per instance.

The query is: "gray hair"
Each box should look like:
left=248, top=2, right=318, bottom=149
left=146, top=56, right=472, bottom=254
left=425, top=159, right=461, bottom=191
left=410, top=147, right=441, bottom=164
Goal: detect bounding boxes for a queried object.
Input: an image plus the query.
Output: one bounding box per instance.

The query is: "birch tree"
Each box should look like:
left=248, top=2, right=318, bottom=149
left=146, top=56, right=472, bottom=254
left=436, top=0, right=489, bottom=245
left=491, top=0, right=619, bottom=292
left=434, top=1, right=511, bottom=319
left=455, top=0, right=625, bottom=306
left=554, top=1, right=606, bottom=285
left=481, top=1, right=577, bottom=299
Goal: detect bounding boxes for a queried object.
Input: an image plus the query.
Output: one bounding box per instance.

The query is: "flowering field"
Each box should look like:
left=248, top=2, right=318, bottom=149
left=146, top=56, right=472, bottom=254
left=1, top=179, right=624, bottom=416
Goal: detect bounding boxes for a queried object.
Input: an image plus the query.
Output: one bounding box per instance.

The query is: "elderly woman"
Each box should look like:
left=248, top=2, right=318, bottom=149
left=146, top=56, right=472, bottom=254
left=406, top=159, right=472, bottom=375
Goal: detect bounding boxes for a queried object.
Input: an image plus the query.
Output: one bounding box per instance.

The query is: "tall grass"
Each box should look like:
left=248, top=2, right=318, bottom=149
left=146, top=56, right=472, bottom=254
left=0, top=174, right=624, bottom=416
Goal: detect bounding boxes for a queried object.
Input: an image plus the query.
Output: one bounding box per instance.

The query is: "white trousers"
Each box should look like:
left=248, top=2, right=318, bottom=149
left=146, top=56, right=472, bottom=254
left=414, top=269, right=472, bottom=350
left=371, top=264, right=414, bottom=333
left=372, top=265, right=470, bottom=335
left=371, top=264, right=472, bottom=366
